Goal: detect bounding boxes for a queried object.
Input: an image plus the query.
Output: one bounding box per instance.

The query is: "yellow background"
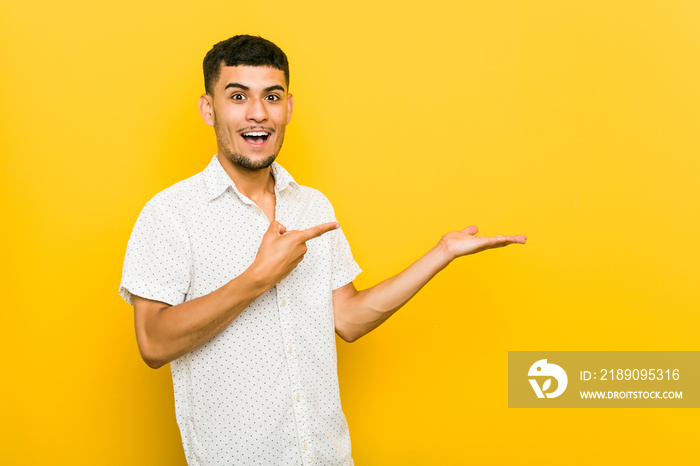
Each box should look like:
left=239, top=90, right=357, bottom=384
left=2, top=0, right=699, bottom=464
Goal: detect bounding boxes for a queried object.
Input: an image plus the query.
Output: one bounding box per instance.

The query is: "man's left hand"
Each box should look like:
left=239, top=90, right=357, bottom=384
left=439, top=225, right=527, bottom=260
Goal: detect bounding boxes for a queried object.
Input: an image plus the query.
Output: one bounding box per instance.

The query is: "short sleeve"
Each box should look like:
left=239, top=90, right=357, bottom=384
left=119, top=200, right=193, bottom=306
left=330, top=226, right=362, bottom=290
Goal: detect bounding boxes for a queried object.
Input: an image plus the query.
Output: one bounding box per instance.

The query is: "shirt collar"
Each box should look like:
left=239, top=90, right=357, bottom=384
left=269, top=161, right=296, bottom=194
left=203, top=155, right=298, bottom=202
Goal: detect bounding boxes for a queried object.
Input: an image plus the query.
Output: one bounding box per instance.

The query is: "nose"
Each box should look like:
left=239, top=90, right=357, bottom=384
left=246, top=97, right=268, bottom=123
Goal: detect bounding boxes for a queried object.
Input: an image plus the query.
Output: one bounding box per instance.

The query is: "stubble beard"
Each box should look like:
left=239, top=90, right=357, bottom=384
left=223, top=148, right=278, bottom=171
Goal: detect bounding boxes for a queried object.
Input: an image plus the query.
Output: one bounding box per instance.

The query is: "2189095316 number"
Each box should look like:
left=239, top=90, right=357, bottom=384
left=599, top=368, right=680, bottom=381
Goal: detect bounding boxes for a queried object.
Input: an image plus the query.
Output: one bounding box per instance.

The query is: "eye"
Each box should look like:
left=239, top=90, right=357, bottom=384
left=266, top=94, right=281, bottom=102
left=231, top=93, right=245, bottom=101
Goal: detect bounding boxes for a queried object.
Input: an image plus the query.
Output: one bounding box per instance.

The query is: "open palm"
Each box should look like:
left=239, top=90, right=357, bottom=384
left=440, top=225, right=527, bottom=259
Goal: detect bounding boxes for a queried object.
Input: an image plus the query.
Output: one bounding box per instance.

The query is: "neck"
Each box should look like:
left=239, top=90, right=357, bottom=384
left=216, top=153, right=276, bottom=201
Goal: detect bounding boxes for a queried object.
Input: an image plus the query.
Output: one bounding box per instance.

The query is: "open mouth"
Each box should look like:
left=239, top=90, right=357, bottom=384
left=241, top=130, right=271, bottom=145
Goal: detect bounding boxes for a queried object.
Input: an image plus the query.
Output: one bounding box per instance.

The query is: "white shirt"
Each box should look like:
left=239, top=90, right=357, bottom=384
left=120, top=156, right=361, bottom=465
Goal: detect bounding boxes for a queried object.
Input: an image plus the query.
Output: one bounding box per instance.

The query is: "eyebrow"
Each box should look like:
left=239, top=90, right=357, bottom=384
left=263, top=85, right=286, bottom=93
left=224, top=82, right=249, bottom=91
left=224, top=82, right=286, bottom=93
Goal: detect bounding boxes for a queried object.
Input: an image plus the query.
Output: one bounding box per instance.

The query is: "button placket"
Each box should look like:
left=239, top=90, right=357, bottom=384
left=276, top=286, right=307, bottom=440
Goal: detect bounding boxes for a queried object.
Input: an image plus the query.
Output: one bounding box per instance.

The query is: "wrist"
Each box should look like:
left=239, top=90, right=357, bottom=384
left=240, top=261, right=276, bottom=295
left=432, top=239, right=456, bottom=269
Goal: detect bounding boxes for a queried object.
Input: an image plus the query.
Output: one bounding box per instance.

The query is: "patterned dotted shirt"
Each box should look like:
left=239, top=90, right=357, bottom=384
left=120, top=156, right=361, bottom=465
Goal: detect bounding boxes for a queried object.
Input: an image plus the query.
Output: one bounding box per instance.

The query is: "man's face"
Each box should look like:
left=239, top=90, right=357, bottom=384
left=202, top=65, right=293, bottom=171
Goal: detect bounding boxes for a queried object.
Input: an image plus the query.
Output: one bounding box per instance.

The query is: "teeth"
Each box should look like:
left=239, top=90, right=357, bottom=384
left=243, top=131, right=268, bottom=137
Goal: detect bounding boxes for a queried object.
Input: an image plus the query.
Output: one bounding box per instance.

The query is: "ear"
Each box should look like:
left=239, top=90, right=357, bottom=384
left=286, top=93, right=294, bottom=125
left=198, top=94, right=215, bottom=127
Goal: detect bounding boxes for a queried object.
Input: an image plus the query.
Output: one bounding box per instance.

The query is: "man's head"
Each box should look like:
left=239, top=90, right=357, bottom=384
left=199, top=35, right=293, bottom=172
left=203, top=35, right=289, bottom=96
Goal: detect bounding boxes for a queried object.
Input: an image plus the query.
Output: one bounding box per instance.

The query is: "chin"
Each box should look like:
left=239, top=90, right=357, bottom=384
left=226, top=151, right=277, bottom=171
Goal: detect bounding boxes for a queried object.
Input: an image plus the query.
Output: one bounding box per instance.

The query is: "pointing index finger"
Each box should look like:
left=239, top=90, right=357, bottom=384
left=299, top=222, right=340, bottom=242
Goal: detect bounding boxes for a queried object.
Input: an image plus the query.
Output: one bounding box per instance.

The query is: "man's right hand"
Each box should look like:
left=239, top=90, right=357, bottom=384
left=251, top=221, right=339, bottom=288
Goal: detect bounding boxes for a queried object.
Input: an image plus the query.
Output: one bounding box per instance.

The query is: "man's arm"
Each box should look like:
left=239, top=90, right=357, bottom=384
left=333, top=226, right=526, bottom=342
left=133, top=220, right=338, bottom=368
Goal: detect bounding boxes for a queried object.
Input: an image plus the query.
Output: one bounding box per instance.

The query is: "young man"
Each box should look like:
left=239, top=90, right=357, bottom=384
left=120, top=35, right=526, bottom=465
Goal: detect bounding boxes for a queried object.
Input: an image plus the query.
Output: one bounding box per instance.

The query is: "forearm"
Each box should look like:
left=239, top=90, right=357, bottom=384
left=135, top=264, right=272, bottom=368
left=335, top=242, right=453, bottom=341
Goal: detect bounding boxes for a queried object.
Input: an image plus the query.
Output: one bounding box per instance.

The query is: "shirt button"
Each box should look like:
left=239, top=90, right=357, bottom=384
left=280, top=299, right=287, bottom=307
left=295, top=393, right=300, bottom=402
left=302, top=443, right=307, bottom=451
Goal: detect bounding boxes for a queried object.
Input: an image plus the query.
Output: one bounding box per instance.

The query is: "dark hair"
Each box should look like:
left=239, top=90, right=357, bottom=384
left=203, top=35, right=290, bottom=95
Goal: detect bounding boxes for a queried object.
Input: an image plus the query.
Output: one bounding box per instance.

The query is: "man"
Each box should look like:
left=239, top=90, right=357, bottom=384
left=120, top=35, right=526, bottom=465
